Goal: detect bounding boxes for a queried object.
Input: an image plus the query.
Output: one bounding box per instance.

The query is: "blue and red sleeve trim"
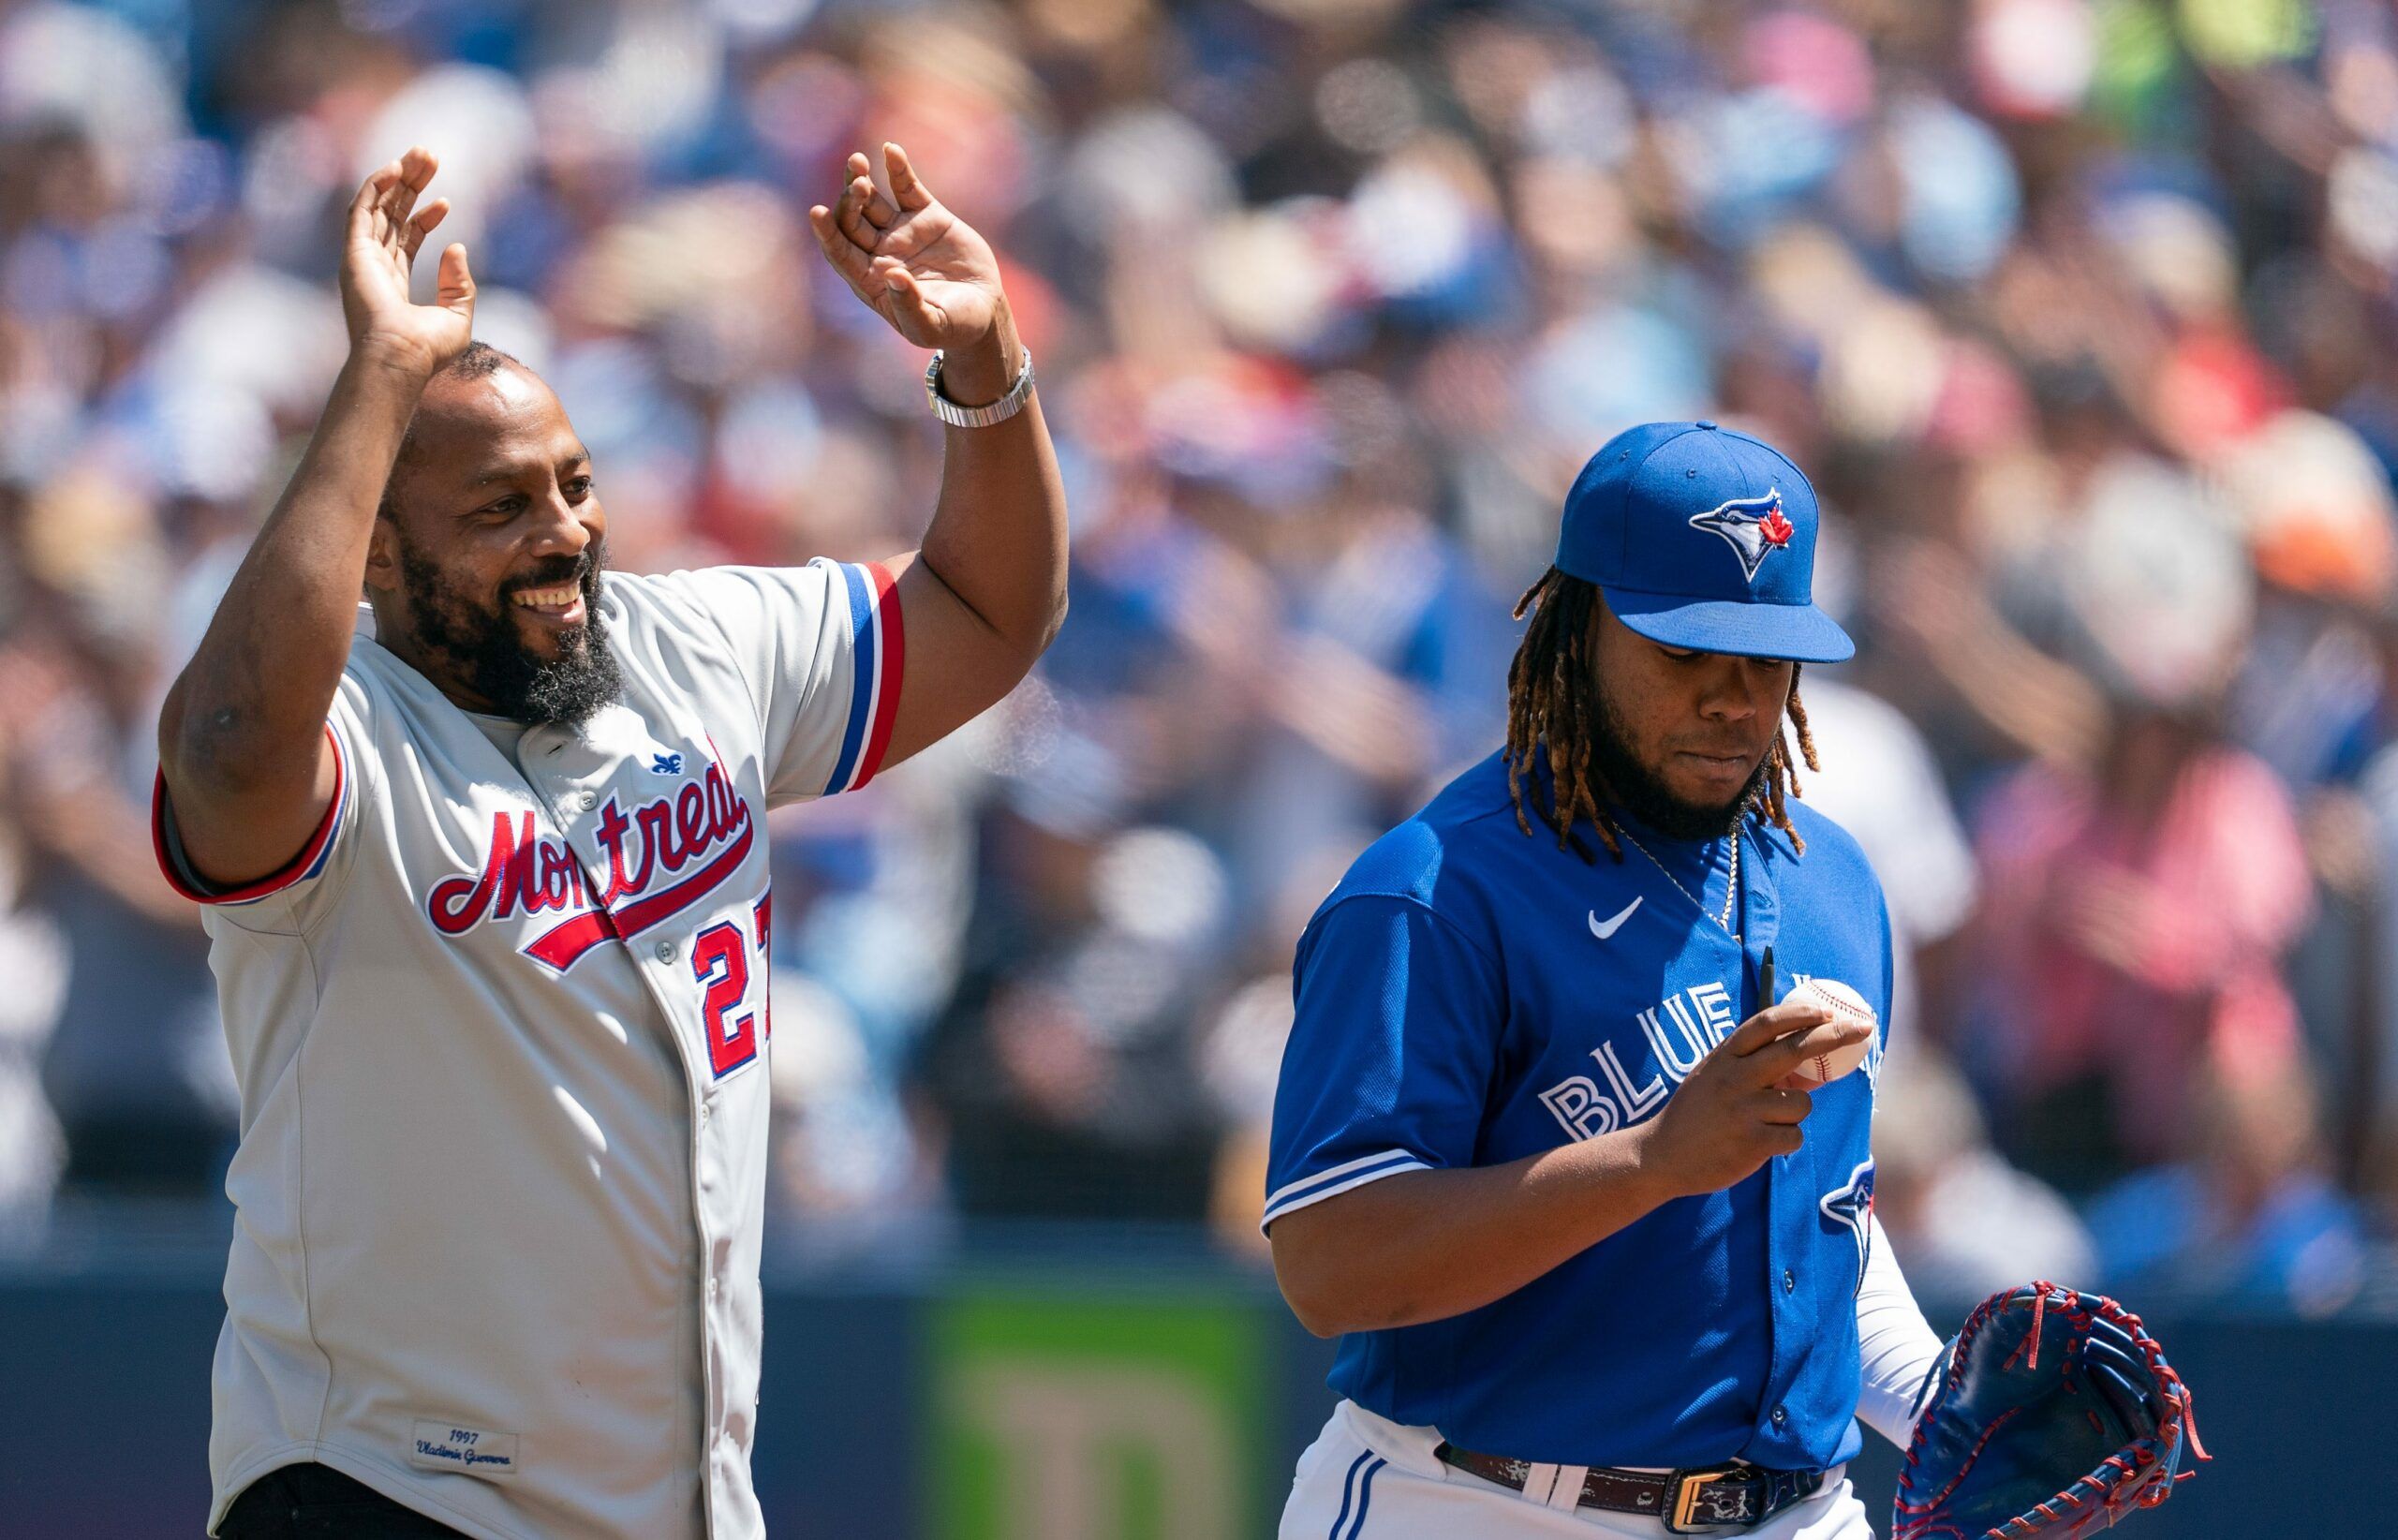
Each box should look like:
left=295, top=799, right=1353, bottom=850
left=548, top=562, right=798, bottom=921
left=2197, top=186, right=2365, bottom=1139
left=151, top=721, right=348, bottom=905
left=822, top=560, right=904, bottom=795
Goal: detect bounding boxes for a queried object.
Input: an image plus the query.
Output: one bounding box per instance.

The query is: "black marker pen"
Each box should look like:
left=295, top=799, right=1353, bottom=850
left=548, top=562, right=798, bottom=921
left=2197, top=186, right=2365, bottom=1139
left=1760, top=944, right=1775, bottom=1009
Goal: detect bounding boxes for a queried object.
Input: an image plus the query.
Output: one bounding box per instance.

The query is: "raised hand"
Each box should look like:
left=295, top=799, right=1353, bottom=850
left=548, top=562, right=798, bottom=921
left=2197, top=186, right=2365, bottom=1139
left=341, top=146, right=475, bottom=378
left=808, top=143, right=1006, bottom=361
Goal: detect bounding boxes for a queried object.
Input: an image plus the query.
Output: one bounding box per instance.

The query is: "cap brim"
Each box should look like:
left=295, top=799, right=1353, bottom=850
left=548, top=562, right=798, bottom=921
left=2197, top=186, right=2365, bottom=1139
left=1605, top=588, right=1856, bottom=663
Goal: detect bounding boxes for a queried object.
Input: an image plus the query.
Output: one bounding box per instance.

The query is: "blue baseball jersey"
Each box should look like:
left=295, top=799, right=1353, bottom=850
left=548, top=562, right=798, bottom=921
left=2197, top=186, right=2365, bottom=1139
left=1265, top=749, right=1893, bottom=1471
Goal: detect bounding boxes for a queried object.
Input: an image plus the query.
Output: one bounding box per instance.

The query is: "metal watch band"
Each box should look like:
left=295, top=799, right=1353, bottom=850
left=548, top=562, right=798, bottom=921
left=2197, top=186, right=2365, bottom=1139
left=925, top=348, right=1035, bottom=428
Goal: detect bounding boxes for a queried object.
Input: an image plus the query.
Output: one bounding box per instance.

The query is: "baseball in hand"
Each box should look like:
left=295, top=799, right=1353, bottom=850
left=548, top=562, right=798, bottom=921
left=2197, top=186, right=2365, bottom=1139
left=1780, top=978, right=1876, bottom=1086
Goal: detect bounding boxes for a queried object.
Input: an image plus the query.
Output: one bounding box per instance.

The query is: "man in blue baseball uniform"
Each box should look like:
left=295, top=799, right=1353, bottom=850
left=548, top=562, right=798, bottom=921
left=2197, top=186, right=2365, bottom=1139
left=1266, top=422, right=1949, bottom=1537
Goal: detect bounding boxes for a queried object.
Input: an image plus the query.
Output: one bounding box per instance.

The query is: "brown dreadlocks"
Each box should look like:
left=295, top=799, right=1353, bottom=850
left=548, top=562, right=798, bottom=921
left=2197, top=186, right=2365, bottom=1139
left=1502, top=568, right=1818, bottom=862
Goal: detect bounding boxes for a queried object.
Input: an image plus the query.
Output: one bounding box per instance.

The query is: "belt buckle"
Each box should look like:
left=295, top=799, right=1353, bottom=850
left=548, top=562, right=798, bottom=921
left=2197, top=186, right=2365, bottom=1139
left=1664, top=1465, right=1765, bottom=1533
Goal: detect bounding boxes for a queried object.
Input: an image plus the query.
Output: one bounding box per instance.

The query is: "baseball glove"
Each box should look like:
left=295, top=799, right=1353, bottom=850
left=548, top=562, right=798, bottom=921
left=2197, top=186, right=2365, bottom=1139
left=1892, top=1281, right=2206, bottom=1539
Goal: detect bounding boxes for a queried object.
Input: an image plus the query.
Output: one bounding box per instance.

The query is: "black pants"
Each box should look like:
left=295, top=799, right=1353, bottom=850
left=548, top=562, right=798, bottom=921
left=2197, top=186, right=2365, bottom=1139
left=219, top=1464, right=470, bottom=1538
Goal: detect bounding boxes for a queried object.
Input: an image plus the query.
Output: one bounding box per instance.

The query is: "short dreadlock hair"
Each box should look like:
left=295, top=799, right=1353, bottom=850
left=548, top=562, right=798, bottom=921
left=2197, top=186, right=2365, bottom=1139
left=1502, top=567, right=1818, bottom=861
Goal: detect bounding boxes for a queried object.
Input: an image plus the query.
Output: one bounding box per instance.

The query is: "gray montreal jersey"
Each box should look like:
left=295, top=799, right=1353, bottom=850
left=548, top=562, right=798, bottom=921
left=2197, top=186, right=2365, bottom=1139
left=155, top=559, right=904, bottom=1540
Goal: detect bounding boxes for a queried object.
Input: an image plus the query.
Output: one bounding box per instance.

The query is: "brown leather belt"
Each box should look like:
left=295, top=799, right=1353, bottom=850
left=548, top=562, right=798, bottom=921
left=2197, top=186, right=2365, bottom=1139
left=1433, top=1443, right=1826, bottom=1533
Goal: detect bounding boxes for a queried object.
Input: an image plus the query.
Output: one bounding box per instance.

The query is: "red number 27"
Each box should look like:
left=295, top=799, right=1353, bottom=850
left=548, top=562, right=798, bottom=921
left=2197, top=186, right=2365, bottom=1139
left=693, top=894, right=773, bottom=1078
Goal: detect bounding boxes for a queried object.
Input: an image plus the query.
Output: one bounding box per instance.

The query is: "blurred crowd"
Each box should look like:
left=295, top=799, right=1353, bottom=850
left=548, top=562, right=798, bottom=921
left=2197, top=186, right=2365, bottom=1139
left=6, top=0, right=2398, bottom=1317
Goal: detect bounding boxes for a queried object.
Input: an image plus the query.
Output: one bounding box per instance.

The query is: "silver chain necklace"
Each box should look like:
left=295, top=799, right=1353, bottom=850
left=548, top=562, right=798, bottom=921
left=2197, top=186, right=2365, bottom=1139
left=1618, top=824, right=1741, bottom=939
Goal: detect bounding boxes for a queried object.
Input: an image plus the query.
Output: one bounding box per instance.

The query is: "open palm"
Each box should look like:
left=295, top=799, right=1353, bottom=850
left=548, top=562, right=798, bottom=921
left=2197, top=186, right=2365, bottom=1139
left=340, top=146, right=475, bottom=375
left=808, top=144, right=1000, bottom=351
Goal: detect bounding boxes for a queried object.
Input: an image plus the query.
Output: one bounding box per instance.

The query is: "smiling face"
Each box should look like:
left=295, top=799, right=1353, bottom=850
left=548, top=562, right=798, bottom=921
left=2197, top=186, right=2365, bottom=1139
left=367, top=354, right=623, bottom=725
left=1586, top=594, right=1793, bottom=840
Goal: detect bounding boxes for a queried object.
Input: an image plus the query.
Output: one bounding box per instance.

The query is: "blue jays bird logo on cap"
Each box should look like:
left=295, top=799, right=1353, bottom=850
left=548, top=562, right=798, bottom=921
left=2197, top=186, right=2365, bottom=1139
left=1554, top=422, right=1855, bottom=661
left=1689, top=489, right=1795, bottom=584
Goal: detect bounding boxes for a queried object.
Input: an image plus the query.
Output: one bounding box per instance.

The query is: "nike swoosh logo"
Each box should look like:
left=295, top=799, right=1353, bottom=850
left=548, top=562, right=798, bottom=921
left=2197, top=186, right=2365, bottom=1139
left=1588, top=896, right=1642, bottom=940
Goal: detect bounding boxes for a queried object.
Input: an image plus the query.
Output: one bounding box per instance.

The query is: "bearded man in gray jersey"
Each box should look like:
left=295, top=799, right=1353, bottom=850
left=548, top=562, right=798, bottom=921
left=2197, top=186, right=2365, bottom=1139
left=155, top=144, right=1064, bottom=1540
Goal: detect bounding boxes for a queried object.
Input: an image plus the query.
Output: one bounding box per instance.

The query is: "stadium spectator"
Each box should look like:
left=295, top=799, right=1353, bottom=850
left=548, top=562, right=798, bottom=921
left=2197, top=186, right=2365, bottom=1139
left=1873, top=1044, right=2096, bottom=1304
left=2085, top=1050, right=2368, bottom=1318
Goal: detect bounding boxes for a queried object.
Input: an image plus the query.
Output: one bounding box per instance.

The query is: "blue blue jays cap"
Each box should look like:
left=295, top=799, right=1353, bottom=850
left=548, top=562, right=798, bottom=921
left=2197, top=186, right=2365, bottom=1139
left=1556, top=420, right=1854, bottom=663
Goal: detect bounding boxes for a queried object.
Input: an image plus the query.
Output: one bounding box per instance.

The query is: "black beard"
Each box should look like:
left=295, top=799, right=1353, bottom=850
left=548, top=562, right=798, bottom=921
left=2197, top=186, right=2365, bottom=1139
left=1588, top=679, right=1767, bottom=842
left=397, top=535, right=623, bottom=727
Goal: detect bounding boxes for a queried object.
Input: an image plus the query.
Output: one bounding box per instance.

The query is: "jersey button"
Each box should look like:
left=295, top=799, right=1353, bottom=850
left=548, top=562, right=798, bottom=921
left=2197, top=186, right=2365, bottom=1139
left=575, top=791, right=598, bottom=811
left=1783, top=1268, right=1795, bottom=1294
left=655, top=940, right=677, bottom=962
left=1771, top=1405, right=1786, bottom=1427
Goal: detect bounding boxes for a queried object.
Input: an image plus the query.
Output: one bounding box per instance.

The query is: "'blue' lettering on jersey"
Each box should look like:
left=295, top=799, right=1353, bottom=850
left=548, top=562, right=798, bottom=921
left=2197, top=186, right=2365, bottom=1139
left=1264, top=749, right=1894, bottom=1471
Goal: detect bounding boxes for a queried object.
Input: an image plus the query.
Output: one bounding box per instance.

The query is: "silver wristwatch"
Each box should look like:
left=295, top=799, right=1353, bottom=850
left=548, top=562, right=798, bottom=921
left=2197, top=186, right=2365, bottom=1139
left=924, top=348, right=1035, bottom=428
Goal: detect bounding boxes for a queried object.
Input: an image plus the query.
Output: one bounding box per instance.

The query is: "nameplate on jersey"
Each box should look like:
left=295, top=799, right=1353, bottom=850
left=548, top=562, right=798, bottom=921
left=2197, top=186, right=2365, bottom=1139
left=408, top=1418, right=520, bottom=1479
left=424, top=754, right=753, bottom=972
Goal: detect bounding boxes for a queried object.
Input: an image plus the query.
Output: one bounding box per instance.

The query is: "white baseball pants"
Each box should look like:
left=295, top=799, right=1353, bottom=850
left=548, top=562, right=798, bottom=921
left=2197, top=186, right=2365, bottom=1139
left=1280, top=1402, right=1875, bottom=1540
